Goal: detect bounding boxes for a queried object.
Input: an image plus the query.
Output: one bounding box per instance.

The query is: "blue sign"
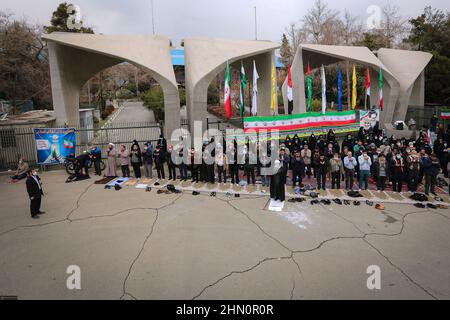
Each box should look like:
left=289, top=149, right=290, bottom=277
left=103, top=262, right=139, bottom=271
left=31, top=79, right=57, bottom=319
left=33, top=128, right=76, bottom=165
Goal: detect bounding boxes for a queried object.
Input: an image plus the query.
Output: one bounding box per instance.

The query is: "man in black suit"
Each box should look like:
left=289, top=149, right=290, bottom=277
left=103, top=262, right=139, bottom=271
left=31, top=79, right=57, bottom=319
left=25, top=170, right=45, bottom=219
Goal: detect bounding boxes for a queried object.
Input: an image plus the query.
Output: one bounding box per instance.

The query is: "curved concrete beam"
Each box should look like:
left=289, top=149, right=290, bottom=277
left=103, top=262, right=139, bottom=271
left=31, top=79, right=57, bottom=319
left=283, top=44, right=401, bottom=125
left=184, top=38, right=280, bottom=132
left=377, top=48, right=432, bottom=122
left=42, top=33, right=180, bottom=138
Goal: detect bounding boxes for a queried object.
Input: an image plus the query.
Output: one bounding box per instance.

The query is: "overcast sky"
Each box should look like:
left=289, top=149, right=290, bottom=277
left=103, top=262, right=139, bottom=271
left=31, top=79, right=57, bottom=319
left=2, top=0, right=449, bottom=46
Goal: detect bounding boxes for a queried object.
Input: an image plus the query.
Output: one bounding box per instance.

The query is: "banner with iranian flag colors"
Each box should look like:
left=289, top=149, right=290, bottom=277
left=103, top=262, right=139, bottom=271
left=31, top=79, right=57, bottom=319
left=441, top=110, right=450, bottom=120
left=243, top=111, right=357, bottom=133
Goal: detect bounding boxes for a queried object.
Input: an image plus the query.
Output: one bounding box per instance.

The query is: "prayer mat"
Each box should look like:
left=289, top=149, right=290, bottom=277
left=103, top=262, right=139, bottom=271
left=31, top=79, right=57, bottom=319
left=328, top=189, right=344, bottom=197
left=94, top=177, right=116, bottom=185
left=385, top=191, right=405, bottom=201
left=360, top=190, right=374, bottom=199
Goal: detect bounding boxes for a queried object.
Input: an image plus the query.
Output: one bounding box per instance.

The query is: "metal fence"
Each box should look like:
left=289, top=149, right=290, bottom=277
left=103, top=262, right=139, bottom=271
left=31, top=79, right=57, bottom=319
left=0, top=122, right=162, bottom=171
left=405, top=105, right=449, bottom=129
left=206, top=117, right=244, bottom=132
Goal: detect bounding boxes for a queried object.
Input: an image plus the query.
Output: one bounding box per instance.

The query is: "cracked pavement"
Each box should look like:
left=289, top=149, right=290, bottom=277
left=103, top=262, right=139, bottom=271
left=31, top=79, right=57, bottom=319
left=0, top=171, right=449, bottom=300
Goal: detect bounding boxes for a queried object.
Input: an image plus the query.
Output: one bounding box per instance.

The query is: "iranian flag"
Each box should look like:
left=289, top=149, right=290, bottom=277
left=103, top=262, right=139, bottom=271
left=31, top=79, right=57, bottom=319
left=243, top=111, right=357, bottom=133
left=224, top=61, right=232, bottom=120
left=441, top=110, right=450, bottom=120
left=240, top=61, right=247, bottom=117
left=365, top=66, right=371, bottom=110
left=306, top=63, right=312, bottom=112
left=287, top=64, right=293, bottom=114
left=379, top=68, right=383, bottom=110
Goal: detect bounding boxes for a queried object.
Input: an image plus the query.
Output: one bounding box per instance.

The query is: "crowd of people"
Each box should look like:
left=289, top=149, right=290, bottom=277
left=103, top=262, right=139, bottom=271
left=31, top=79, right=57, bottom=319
left=7, top=121, right=450, bottom=219
left=96, top=124, right=450, bottom=196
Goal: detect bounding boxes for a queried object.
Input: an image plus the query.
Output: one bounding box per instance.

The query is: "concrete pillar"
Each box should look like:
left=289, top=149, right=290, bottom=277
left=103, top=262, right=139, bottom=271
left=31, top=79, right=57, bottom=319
left=370, top=68, right=379, bottom=109
left=409, top=71, right=425, bottom=106
left=48, top=42, right=122, bottom=127
left=253, top=51, right=275, bottom=116
left=292, top=47, right=306, bottom=114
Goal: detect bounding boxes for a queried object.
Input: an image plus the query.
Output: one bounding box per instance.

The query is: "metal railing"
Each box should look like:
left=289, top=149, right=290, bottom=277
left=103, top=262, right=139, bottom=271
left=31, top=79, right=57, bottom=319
left=0, top=122, right=162, bottom=171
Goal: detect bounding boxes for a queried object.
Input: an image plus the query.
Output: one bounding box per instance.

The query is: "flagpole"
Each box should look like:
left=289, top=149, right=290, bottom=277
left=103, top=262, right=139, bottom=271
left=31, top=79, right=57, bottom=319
left=151, top=0, right=155, bottom=35
left=254, top=6, right=258, bottom=40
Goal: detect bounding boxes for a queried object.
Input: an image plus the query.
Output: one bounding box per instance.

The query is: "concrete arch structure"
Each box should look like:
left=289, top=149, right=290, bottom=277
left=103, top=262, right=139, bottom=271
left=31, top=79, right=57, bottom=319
left=282, top=44, right=401, bottom=125
left=184, top=38, right=280, bottom=133
left=377, top=48, right=433, bottom=122
left=42, top=33, right=180, bottom=138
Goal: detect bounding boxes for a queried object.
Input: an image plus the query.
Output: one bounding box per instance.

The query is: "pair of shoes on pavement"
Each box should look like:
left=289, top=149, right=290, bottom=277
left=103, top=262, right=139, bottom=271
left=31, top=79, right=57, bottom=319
left=31, top=212, right=45, bottom=219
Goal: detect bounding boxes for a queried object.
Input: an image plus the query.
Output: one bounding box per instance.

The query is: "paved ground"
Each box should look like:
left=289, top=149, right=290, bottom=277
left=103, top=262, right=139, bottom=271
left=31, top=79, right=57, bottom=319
left=113, top=101, right=156, bottom=123
left=0, top=170, right=449, bottom=300
left=94, top=101, right=161, bottom=145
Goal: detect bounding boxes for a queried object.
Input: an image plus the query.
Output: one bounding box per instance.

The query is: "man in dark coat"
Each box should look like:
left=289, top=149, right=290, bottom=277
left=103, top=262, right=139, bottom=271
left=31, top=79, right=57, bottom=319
left=153, top=145, right=166, bottom=179
left=26, top=170, right=45, bottom=219
left=270, top=160, right=286, bottom=202
left=291, top=150, right=305, bottom=187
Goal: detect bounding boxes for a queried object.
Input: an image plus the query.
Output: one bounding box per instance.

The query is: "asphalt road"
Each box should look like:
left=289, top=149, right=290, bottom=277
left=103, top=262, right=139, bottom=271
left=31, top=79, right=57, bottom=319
left=0, top=170, right=449, bottom=300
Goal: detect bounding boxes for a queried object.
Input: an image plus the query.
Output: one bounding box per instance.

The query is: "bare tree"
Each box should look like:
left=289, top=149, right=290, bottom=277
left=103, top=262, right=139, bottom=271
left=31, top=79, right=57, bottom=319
left=381, top=4, right=408, bottom=48
left=342, top=10, right=361, bottom=45
left=284, top=22, right=306, bottom=53
left=301, top=0, right=340, bottom=44
left=0, top=11, right=51, bottom=111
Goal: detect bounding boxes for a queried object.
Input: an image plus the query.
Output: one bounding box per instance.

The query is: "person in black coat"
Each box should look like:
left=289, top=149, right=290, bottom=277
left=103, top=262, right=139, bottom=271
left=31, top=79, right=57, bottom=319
left=270, top=160, right=285, bottom=202
left=26, top=170, right=45, bottom=219
left=157, top=135, right=167, bottom=153
left=153, top=145, right=166, bottom=179
left=291, top=150, right=305, bottom=187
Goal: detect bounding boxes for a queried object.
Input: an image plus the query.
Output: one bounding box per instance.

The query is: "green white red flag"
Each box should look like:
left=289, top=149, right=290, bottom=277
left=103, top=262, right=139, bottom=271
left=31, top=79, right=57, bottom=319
left=224, top=61, right=232, bottom=120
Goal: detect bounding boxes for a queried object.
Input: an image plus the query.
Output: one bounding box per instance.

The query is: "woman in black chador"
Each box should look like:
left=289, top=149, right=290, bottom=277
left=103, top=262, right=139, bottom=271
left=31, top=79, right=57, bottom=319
left=270, top=160, right=285, bottom=202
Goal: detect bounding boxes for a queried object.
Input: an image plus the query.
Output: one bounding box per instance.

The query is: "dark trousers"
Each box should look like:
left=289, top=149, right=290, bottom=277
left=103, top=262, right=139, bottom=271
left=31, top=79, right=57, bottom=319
left=408, top=170, right=419, bottom=192
left=377, top=176, right=386, bottom=191
left=200, top=164, right=207, bottom=182
left=11, top=172, right=27, bottom=180
left=246, top=167, right=255, bottom=185
left=30, top=196, right=41, bottom=217
left=217, top=166, right=226, bottom=183
left=392, top=174, right=403, bottom=192
left=132, top=163, right=141, bottom=178
left=317, top=171, right=326, bottom=190
left=424, top=174, right=436, bottom=194
left=229, top=164, right=239, bottom=184
left=292, top=170, right=303, bottom=186
left=345, top=168, right=355, bottom=190
left=331, top=171, right=341, bottom=189
left=179, top=164, right=188, bottom=181
left=191, top=167, right=199, bottom=183
left=305, top=164, right=312, bottom=178
left=168, top=165, right=176, bottom=180
left=156, top=163, right=165, bottom=179
left=207, top=165, right=215, bottom=183
left=94, top=160, right=101, bottom=175
left=121, top=165, right=130, bottom=178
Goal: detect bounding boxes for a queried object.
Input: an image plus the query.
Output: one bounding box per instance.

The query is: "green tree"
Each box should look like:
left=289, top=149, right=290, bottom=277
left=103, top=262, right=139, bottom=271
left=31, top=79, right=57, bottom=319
left=141, top=86, right=164, bottom=122
left=405, top=7, right=450, bottom=104
left=354, top=32, right=386, bottom=51
left=279, top=33, right=292, bottom=67
left=44, top=2, right=94, bottom=34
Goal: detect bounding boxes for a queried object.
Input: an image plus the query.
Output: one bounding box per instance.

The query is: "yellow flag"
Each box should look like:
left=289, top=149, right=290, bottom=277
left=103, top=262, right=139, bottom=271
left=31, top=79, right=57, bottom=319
left=271, top=60, right=277, bottom=114
left=351, top=64, right=357, bottom=109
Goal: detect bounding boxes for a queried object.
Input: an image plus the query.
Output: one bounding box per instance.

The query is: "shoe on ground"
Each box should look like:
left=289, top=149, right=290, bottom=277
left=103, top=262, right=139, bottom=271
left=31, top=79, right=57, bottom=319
left=31, top=215, right=40, bottom=219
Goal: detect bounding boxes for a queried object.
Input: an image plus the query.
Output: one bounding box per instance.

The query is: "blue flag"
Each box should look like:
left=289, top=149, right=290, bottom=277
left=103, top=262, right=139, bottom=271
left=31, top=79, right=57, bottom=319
left=338, top=65, right=343, bottom=112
